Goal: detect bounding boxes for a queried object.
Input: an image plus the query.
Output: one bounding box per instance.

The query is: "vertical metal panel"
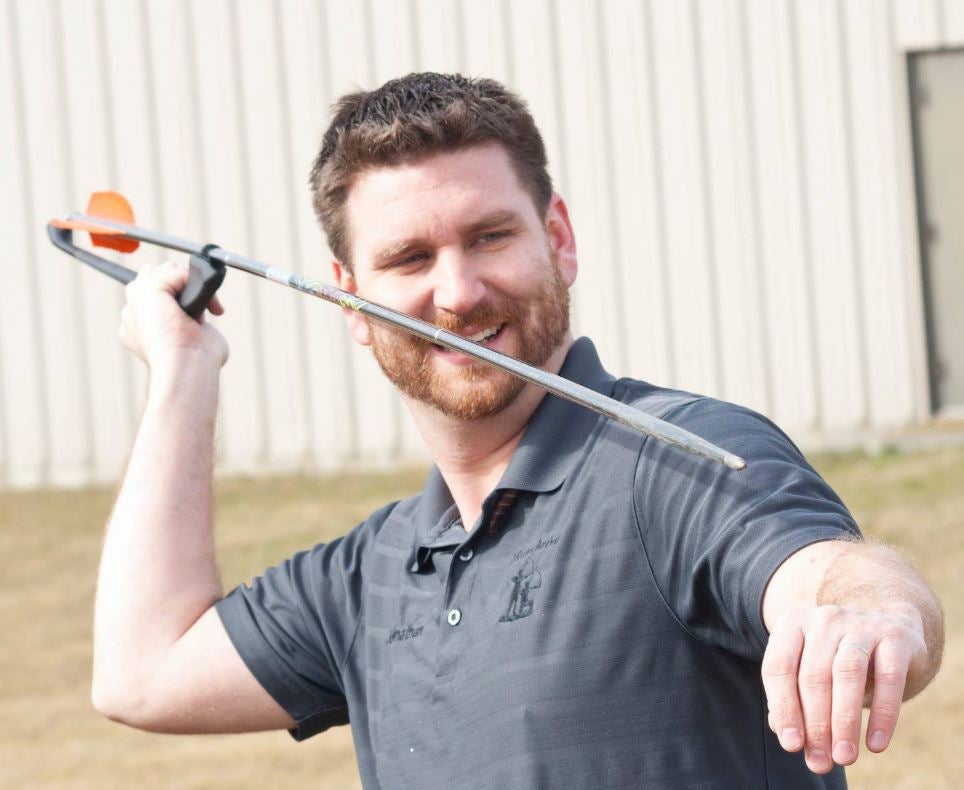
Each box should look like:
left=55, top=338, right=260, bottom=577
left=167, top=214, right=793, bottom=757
left=646, top=0, right=720, bottom=396
left=552, top=0, right=627, bottom=375
left=887, top=3, right=935, bottom=426
left=944, top=0, right=964, bottom=41
left=692, top=0, right=768, bottom=413
left=834, top=0, right=875, bottom=430
left=794, top=0, right=867, bottom=429
left=58, top=0, right=136, bottom=483
left=843, top=0, right=918, bottom=427
left=743, top=0, right=821, bottom=433
left=3, top=0, right=960, bottom=487
left=369, top=0, right=419, bottom=84
left=1, top=1, right=50, bottom=486
left=14, top=0, right=91, bottom=485
left=232, top=3, right=315, bottom=471
left=893, top=0, right=944, bottom=48
left=599, top=0, right=674, bottom=386
left=503, top=0, right=571, bottom=222
left=460, top=0, right=513, bottom=81
left=412, top=0, right=466, bottom=73
left=98, top=0, right=162, bottom=442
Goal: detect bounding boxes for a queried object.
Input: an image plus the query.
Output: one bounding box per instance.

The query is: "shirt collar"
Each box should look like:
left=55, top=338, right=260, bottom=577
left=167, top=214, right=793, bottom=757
left=496, top=336, right=615, bottom=493
left=409, top=337, right=615, bottom=568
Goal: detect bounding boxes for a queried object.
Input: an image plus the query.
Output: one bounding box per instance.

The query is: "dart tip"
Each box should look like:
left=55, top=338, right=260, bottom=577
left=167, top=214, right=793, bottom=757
left=724, top=454, right=747, bottom=471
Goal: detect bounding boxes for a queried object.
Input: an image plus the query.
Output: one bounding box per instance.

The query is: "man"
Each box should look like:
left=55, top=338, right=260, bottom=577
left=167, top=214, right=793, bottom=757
left=97, top=73, right=943, bottom=788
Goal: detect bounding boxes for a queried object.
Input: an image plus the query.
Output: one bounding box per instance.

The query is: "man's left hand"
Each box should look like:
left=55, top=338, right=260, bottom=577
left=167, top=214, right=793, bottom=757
left=761, top=603, right=927, bottom=774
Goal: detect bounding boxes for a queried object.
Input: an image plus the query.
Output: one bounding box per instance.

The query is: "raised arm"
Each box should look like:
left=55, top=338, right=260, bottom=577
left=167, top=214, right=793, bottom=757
left=761, top=538, right=944, bottom=775
left=91, top=260, right=294, bottom=733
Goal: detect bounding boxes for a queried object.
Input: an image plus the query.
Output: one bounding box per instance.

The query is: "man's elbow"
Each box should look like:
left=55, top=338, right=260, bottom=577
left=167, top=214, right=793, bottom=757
left=91, top=676, right=161, bottom=731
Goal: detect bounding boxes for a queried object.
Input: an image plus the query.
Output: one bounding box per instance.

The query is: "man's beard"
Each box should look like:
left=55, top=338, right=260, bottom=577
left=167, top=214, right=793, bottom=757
left=366, top=250, right=570, bottom=420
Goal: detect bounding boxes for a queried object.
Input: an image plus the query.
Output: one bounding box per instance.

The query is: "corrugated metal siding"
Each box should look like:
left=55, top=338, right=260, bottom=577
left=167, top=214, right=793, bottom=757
left=1, top=0, right=959, bottom=488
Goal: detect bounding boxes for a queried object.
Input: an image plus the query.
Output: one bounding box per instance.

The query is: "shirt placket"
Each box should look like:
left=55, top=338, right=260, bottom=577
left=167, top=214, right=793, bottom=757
left=434, top=489, right=519, bottom=678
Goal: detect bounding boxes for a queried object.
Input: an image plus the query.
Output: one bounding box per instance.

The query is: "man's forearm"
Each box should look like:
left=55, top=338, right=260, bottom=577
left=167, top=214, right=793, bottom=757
left=816, top=541, right=945, bottom=698
left=93, top=351, right=223, bottom=711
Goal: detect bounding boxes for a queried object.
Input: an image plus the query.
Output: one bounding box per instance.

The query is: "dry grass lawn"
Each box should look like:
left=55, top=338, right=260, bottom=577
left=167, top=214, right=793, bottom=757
left=1, top=448, right=960, bottom=789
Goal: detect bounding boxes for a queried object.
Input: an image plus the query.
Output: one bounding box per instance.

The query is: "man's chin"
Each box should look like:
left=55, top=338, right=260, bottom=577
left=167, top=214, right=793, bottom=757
left=417, top=369, right=526, bottom=421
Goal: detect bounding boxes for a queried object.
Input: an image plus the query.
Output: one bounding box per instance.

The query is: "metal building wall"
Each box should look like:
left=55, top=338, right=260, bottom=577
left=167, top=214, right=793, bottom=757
left=1, top=0, right=961, bottom=488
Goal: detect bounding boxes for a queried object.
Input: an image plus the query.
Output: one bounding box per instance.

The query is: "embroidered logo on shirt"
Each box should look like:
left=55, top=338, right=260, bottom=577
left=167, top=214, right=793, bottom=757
left=511, top=534, right=559, bottom=563
left=499, top=557, right=543, bottom=623
left=386, top=624, right=424, bottom=645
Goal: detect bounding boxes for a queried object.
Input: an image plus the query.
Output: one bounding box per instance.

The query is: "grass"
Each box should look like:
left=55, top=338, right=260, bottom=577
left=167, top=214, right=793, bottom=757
left=0, top=449, right=960, bottom=789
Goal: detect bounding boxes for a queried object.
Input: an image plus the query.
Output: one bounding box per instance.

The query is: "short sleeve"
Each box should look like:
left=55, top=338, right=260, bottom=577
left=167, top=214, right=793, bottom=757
left=215, top=505, right=391, bottom=740
left=632, top=399, right=861, bottom=660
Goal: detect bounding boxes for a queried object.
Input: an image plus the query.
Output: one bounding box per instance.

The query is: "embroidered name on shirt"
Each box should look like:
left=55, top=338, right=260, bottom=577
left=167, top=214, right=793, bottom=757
left=386, top=624, right=424, bottom=645
left=499, top=557, right=543, bottom=623
left=511, top=534, right=559, bottom=563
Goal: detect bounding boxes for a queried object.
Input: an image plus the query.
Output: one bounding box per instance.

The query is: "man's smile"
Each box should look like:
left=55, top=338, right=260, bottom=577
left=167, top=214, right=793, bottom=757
left=432, top=323, right=508, bottom=364
left=465, top=323, right=503, bottom=344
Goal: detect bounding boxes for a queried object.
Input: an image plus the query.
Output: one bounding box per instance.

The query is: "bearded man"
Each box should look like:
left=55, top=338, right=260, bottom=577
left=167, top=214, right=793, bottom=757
left=97, top=73, right=943, bottom=789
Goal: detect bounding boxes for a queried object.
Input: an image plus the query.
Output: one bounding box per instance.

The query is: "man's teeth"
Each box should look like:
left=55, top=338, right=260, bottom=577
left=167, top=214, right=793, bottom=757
left=467, top=325, right=501, bottom=343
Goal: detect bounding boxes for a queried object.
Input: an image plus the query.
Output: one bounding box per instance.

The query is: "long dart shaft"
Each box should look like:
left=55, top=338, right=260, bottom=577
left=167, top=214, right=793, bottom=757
left=63, top=212, right=747, bottom=470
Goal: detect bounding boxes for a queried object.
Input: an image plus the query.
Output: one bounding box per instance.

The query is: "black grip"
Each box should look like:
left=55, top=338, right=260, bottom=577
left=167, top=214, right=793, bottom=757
left=178, top=253, right=226, bottom=320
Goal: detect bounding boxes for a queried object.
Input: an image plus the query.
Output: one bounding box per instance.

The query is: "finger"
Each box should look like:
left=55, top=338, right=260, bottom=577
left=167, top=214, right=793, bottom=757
left=129, top=258, right=191, bottom=302
left=865, top=637, right=909, bottom=754
left=797, top=609, right=841, bottom=774
left=830, top=640, right=872, bottom=766
left=207, top=294, right=225, bottom=316
left=153, top=258, right=190, bottom=288
left=761, top=622, right=805, bottom=752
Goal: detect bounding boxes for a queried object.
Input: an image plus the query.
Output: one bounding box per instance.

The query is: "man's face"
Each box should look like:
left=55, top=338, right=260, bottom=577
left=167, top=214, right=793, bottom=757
left=336, top=143, right=577, bottom=420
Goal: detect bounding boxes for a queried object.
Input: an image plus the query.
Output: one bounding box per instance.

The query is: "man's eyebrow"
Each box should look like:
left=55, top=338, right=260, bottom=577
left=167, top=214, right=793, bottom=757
left=460, top=209, right=525, bottom=236
left=372, top=238, right=426, bottom=266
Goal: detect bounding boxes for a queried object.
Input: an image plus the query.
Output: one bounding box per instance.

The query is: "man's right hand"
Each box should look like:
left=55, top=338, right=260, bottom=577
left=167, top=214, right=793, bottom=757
left=118, top=258, right=229, bottom=370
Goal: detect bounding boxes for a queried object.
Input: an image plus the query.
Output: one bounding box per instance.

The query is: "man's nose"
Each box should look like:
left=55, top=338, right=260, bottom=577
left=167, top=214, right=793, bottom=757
left=431, top=250, right=486, bottom=315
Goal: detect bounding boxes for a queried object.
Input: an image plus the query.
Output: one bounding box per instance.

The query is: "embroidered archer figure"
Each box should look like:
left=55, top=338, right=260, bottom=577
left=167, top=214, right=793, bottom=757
left=499, top=557, right=543, bottom=622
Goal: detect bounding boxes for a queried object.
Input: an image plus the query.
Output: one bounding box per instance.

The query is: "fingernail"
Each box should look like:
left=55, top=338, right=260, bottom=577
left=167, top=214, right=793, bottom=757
left=869, top=730, right=888, bottom=751
left=833, top=740, right=856, bottom=763
left=781, top=728, right=803, bottom=750
left=806, top=748, right=828, bottom=769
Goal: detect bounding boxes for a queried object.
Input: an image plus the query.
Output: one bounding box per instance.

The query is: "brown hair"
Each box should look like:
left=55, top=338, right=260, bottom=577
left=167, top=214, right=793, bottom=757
left=309, top=72, right=553, bottom=268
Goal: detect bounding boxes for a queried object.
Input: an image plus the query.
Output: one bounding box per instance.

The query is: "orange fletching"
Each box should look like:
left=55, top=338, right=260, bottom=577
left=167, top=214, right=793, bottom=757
left=87, top=191, right=139, bottom=253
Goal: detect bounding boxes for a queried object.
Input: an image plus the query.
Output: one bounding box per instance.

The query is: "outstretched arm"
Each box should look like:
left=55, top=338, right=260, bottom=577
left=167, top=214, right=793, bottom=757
left=92, top=260, right=294, bottom=733
left=761, top=538, right=944, bottom=775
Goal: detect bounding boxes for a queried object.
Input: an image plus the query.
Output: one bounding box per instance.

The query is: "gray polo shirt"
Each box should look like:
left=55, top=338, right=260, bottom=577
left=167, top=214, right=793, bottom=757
left=217, top=337, right=858, bottom=789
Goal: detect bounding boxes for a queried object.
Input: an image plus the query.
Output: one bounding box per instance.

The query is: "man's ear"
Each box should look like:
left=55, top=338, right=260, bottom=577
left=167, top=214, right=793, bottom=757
left=331, top=259, right=371, bottom=346
left=545, top=193, right=578, bottom=287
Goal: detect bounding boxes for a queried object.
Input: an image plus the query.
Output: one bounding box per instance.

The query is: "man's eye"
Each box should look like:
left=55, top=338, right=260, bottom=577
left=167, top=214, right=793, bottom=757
left=393, top=252, right=429, bottom=267
left=474, top=230, right=513, bottom=246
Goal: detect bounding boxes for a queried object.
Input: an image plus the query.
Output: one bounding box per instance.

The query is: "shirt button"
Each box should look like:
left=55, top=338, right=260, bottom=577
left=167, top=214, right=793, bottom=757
left=458, top=548, right=474, bottom=562
left=446, top=608, right=462, bottom=626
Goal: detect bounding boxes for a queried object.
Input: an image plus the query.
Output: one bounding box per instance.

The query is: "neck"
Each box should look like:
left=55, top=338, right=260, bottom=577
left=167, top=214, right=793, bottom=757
left=406, top=336, right=573, bottom=529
